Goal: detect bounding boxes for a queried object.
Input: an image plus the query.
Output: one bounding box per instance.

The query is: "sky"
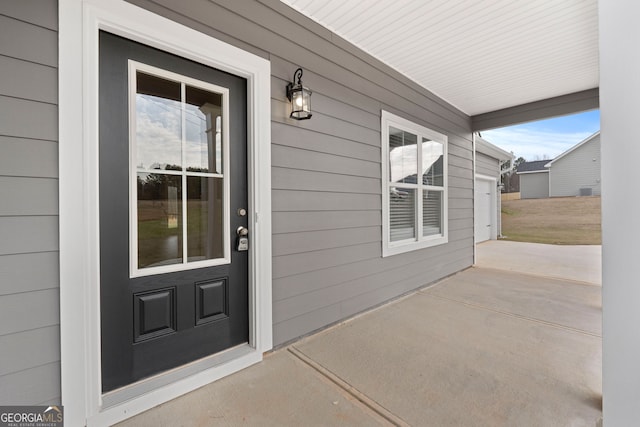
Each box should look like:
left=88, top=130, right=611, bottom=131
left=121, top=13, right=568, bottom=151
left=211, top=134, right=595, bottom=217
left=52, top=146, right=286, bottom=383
left=481, top=109, right=600, bottom=162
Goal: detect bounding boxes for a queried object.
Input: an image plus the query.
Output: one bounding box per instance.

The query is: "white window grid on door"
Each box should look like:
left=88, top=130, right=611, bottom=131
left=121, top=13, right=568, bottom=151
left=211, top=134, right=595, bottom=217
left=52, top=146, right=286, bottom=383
left=128, top=60, right=231, bottom=278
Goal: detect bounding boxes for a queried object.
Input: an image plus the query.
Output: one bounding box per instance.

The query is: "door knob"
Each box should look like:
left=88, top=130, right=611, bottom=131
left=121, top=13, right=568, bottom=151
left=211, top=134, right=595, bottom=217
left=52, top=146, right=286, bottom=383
left=236, top=226, right=249, bottom=252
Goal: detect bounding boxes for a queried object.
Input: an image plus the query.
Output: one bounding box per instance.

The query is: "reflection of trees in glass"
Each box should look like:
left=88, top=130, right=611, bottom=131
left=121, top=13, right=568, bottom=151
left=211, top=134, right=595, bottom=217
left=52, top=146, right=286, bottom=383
left=138, top=172, right=177, bottom=199
left=139, top=173, right=164, bottom=200
left=137, top=173, right=183, bottom=268
left=186, top=166, right=209, bottom=173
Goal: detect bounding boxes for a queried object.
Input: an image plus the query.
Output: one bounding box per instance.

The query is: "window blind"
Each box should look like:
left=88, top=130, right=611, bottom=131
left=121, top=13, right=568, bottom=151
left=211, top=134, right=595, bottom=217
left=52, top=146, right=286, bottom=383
left=390, top=188, right=415, bottom=241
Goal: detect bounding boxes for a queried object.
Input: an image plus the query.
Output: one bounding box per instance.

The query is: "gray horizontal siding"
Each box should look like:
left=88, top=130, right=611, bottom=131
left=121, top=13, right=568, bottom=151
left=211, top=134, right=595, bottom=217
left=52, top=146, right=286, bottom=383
left=0, top=289, right=59, bottom=336
left=272, top=167, right=380, bottom=193
left=273, top=190, right=381, bottom=211
left=0, top=216, right=58, bottom=256
left=273, top=242, right=381, bottom=279
left=0, top=322, right=60, bottom=406
left=0, top=2, right=60, bottom=406
left=0, top=95, right=57, bottom=141
left=274, top=250, right=473, bottom=344
left=274, top=235, right=472, bottom=302
left=0, top=252, right=59, bottom=296
left=272, top=145, right=380, bottom=178
left=272, top=211, right=380, bottom=234
left=476, top=152, right=499, bottom=178
left=0, top=55, right=57, bottom=104
left=0, top=177, right=58, bottom=216
left=0, top=326, right=59, bottom=377
left=0, top=1, right=58, bottom=31
left=549, top=134, right=601, bottom=197
left=272, top=227, right=381, bottom=257
left=0, top=362, right=60, bottom=406
left=272, top=122, right=380, bottom=163
left=0, top=14, right=57, bottom=67
left=273, top=245, right=470, bottom=324
left=0, top=136, right=58, bottom=178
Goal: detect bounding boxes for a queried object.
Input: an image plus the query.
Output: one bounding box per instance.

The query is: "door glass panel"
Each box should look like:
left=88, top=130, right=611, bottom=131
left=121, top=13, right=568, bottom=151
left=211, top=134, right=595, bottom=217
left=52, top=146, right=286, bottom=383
left=136, top=72, right=182, bottom=171
left=187, top=176, right=224, bottom=261
left=422, top=138, right=444, bottom=186
left=131, top=64, right=230, bottom=276
left=389, top=126, right=418, bottom=184
left=137, top=173, right=183, bottom=268
left=389, top=187, right=416, bottom=242
left=185, top=85, right=223, bottom=174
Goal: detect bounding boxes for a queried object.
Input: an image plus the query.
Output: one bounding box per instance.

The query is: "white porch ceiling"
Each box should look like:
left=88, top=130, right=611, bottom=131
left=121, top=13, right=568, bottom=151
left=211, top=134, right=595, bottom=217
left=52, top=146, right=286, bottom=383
left=280, top=0, right=599, bottom=116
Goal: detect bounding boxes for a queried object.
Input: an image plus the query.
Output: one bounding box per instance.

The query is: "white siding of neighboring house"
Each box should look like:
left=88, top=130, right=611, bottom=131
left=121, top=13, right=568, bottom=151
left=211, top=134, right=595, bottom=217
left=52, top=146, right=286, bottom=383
left=549, top=133, right=601, bottom=197
left=520, top=172, right=550, bottom=199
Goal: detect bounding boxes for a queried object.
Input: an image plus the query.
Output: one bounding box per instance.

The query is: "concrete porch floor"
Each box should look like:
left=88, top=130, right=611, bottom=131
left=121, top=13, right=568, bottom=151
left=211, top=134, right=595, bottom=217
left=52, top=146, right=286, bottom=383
left=117, top=242, right=602, bottom=426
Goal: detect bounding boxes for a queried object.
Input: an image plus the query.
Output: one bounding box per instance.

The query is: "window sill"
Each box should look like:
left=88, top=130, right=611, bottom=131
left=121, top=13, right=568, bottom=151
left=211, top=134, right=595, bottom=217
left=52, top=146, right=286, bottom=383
left=382, top=235, right=448, bottom=257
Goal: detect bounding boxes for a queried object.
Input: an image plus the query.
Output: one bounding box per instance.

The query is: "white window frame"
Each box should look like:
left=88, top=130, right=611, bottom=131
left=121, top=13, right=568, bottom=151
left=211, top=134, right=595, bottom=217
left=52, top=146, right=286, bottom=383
left=128, top=61, right=231, bottom=277
left=59, top=1, right=272, bottom=425
left=381, top=110, right=448, bottom=257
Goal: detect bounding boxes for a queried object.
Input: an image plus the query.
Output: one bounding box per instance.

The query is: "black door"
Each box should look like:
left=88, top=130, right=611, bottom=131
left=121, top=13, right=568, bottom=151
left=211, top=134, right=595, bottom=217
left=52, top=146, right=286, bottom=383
left=99, top=32, right=248, bottom=392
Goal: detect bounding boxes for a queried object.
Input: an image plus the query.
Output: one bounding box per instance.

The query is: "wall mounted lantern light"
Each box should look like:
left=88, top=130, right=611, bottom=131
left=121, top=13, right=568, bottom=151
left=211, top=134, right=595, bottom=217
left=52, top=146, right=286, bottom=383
left=286, top=67, right=312, bottom=120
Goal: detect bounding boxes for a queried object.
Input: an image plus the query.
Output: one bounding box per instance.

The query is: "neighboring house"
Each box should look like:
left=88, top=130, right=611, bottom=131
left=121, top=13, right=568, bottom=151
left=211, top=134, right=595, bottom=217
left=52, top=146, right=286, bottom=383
left=547, top=131, right=601, bottom=197
left=475, top=137, right=513, bottom=243
left=517, top=160, right=550, bottom=199
left=517, top=132, right=601, bottom=199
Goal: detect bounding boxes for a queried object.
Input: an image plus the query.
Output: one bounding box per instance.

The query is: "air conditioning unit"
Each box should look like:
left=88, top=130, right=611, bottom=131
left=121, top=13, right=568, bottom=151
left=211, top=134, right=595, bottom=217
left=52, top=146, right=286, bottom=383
left=579, top=187, right=593, bottom=196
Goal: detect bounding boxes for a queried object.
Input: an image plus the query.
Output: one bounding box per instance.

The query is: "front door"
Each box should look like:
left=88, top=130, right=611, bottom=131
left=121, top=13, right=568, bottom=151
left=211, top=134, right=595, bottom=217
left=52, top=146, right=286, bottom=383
left=99, top=32, right=248, bottom=393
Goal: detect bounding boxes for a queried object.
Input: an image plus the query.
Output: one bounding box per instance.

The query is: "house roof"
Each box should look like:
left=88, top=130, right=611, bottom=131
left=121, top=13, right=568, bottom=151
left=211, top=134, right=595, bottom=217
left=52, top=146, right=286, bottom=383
left=279, top=0, right=599, bottom=117
left=516, top=160, right=551, bottom=174
left=544, top=131, right=600, bottom=167
left=476, top=136, right=513, bottom=162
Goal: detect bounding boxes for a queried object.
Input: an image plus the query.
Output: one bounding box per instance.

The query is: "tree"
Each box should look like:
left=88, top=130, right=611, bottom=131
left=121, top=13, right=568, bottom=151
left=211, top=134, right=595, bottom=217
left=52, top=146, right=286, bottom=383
left=500, top=156, right=525, bottom=193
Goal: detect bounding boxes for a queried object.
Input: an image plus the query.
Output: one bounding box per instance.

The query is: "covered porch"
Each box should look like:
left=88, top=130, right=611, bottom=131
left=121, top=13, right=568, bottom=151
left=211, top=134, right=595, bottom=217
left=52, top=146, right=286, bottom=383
left=118, top=241, right=602, bottom=426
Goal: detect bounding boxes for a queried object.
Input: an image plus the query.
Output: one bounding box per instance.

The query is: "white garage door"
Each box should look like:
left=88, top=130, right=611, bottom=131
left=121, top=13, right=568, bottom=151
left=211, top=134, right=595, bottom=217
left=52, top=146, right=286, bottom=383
left=475, top=178, right=493, bottom=243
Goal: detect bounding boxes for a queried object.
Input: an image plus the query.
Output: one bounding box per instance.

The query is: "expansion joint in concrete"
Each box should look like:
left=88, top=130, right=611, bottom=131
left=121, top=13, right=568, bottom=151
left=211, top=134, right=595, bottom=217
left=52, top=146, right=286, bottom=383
left=288, top=346, right=410, bottom=427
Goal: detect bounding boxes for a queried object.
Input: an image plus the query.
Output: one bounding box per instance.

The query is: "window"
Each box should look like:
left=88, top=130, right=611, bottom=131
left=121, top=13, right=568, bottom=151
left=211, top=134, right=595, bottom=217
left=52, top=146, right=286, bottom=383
left=129, top=61, right=230, bottom=277
left=381, top=111, right=448, bottom=256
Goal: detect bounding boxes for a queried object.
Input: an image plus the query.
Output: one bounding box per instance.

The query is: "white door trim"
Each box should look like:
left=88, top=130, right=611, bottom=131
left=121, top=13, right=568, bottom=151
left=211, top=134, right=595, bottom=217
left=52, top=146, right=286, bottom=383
left=59, top=1, right=272, bottom=425
left=474, top=174, right=498, bottom=243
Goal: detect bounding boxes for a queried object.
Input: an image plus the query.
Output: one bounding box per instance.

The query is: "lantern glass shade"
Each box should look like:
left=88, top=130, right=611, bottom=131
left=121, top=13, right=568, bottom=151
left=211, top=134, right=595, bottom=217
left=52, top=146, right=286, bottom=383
left=288, top=84, right=312, bottom=120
